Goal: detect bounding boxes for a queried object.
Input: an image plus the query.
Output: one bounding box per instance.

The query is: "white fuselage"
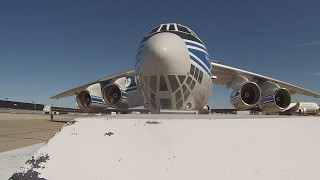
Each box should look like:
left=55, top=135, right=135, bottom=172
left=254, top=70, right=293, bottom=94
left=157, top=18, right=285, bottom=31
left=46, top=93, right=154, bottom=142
left=134, top=24, right=212, bottom=113
left=287, top=102, right=320, bottom=114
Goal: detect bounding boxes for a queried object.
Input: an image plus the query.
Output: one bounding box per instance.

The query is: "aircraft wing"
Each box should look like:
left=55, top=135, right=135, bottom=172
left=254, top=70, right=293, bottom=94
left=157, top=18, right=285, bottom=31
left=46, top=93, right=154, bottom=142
left=211, top=61, right=320, bottom=98
left=50, top=69, right=135, bottom=100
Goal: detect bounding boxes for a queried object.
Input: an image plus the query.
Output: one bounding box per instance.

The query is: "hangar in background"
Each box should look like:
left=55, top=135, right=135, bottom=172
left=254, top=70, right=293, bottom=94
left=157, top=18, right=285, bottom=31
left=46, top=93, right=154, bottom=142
left=0, top=100, right=44, bottom=111
left=0, top=100, right=82, bottom=114
left=0, top=100, right=241, bottom=115
left=0, top=100, right=150, bottom=114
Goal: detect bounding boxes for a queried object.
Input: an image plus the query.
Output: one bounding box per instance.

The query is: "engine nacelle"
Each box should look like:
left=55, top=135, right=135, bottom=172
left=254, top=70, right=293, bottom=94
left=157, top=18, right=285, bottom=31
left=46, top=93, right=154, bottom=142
left=258, top=81, right=291, bottom=113
left=102, top=77, right=129, bottom=109
left=230, top=76, right=261, bottom=110
left=76, top=83, right=108, bottom=112
left=298, top=108, right=307, bottom=115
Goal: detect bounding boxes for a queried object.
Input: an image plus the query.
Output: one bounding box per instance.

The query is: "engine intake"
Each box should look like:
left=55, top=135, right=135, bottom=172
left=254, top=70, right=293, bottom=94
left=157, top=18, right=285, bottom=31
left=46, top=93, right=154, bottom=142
left=274, top=88, right=291, bottom=109
left=75, top=83, right=108, bottom=112
left=102, top=84, right=129, bottom=109
left=76, top=91, right=92, bottom=109
left=230, top=82, right=261, bottom=110
left=299, top=108, right=307, bottom=115
left=258, top=81, right=291, bottom=113
left=103, top=84, right=122, bottom=106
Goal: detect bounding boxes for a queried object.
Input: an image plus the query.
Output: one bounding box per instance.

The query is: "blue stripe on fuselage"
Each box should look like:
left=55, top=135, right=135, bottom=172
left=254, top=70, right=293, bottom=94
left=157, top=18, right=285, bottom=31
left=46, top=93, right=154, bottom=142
left=188, top=48, right=211, bottom=71
left=185, top=42, right=207, bottom=52
left=190, top=55, right=211, bottom=75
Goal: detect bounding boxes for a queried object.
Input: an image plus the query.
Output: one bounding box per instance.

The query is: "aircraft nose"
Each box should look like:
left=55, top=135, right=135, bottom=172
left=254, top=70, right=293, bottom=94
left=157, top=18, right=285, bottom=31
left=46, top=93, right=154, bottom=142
left=138, top=32, right=190, bottom=76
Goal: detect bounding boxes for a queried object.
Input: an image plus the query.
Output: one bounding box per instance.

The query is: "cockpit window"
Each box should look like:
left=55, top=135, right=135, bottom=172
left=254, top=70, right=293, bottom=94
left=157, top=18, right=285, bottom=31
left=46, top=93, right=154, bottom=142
left=160, top=24, right=167, bottom=32
left=148, top=25, right=160, bottom=35
left=143, top=23, right=204, bottom=45
left=190, top=29, right=200, bottom=39
left=177, top=25, right=190, bottom=34
left=169, top=24, right=176, bottom=31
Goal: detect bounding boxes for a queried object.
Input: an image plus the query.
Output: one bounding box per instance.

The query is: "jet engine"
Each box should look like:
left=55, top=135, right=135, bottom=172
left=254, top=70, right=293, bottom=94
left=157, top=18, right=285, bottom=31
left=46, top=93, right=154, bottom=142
left=76, top=83, right=108, bottom=112
left=298, top=108, right=307, bottom=115
left=102, top=77, right=129, bottom=109
left=230, top=76, right=261, bottom=110
left=258, top=81, right=291, bottom=113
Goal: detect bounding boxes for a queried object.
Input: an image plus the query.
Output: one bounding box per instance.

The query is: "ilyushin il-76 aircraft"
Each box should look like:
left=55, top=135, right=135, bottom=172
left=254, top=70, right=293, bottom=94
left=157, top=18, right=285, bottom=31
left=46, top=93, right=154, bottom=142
left=51, top=23, right=320, bottom=114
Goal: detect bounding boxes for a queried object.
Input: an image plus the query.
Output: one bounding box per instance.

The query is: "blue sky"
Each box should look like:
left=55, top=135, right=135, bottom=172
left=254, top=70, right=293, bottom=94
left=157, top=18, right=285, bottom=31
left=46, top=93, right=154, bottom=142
left=1, top=0, right=319, bottom=108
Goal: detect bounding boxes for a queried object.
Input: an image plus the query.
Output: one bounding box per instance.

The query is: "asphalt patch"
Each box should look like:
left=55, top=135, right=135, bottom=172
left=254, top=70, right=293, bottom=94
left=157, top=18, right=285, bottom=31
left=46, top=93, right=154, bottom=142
left=10, top=153, right=50, bottom=180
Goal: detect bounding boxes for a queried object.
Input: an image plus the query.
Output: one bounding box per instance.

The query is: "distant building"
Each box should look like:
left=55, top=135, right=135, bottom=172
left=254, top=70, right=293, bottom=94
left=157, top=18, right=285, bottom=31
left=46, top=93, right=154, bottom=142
left=43, top=106, right=85, bottom=114
left=0, top=100, right=83, bottom=114
left=0, top=100, right=44, bottom=111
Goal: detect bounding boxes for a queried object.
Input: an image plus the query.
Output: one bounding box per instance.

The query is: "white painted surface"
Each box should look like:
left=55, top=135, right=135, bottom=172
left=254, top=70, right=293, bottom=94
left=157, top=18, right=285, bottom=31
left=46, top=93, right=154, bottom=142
left=11, top=115, right=320, bottom=179
left=0, top=143, right=45, bottom=180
